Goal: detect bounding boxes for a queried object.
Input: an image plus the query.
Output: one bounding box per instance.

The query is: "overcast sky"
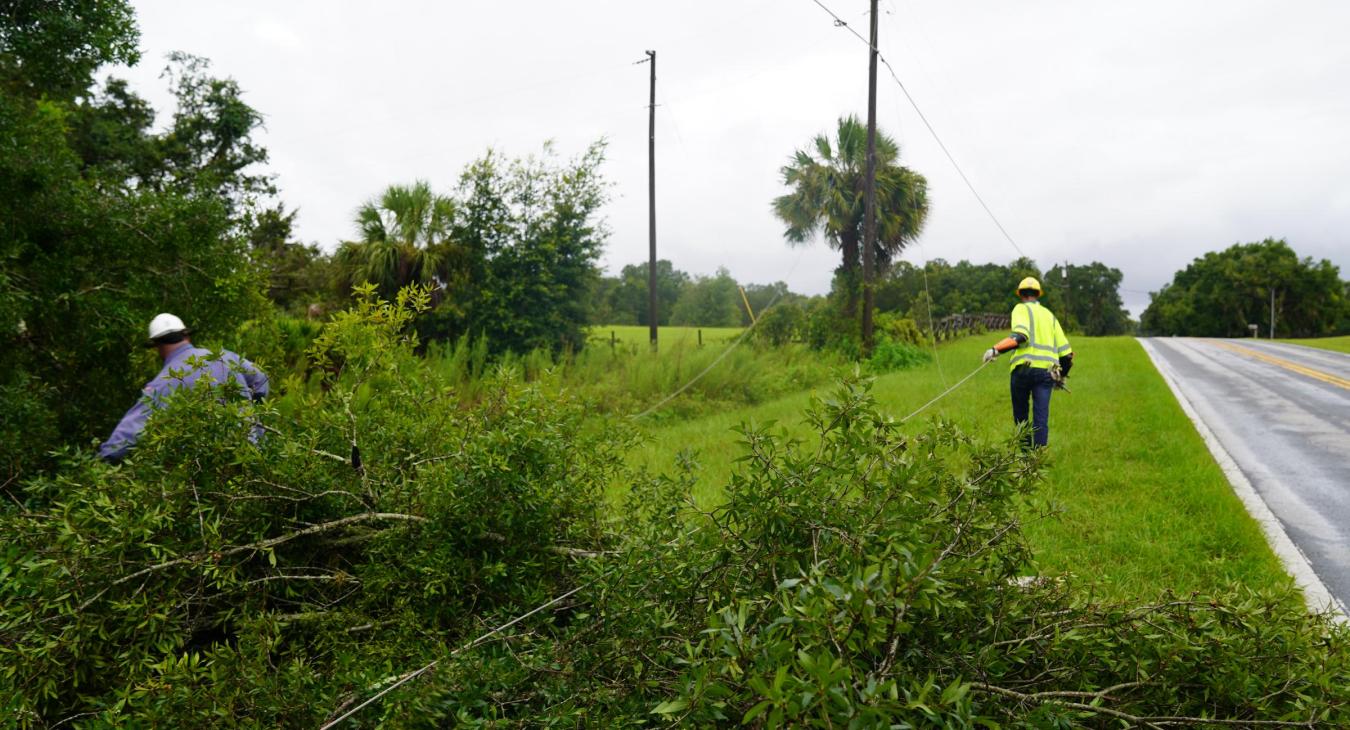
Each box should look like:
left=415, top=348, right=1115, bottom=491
left=111, top=0, right=1350, bottom=316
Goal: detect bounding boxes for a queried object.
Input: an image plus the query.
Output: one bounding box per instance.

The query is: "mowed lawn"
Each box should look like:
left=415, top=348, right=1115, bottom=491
left=622, top=335, right=1294, bottom=602
left=1276, top=335, right=1350, bottom=354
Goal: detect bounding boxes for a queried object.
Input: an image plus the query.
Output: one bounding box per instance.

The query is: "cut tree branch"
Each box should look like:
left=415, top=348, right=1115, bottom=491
left=77, top=512, right=427, bottom=612
left=974, top=683, right=1315, bottom=727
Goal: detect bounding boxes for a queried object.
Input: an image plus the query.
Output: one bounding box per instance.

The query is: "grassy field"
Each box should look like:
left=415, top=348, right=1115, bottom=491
left=623, top=335, right=1294, bottom=602
left=588, top=324, right=744, bottom=349
left=1277, top=335, right=1350, bottom=354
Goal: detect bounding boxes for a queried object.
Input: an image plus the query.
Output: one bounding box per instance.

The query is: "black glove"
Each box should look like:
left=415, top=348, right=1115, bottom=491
left=1058, top=355, right=1073, bottom=378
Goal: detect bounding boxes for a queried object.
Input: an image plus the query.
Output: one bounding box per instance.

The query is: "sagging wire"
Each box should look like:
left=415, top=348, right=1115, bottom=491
left=630, top=246, right=808, bottom=420
left=919, top=243, right=947, bottom=388
left=318, top=583, right=591, bottom=730
left=320, top=350, right=991, bottom=728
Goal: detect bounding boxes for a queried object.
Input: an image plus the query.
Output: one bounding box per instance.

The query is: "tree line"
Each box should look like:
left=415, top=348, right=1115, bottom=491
left=586, top=260, right=804, bottom=328
left=1141, top=238, right=1348, bottom=337
left=875, top=258, right=1133, bottom=336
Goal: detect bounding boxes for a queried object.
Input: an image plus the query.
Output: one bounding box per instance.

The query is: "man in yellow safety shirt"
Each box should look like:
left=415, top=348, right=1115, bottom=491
left=981, top=277, right=1074, bottom=448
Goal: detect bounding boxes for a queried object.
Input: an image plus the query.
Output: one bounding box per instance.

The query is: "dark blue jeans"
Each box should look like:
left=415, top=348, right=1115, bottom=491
left=1010, top=365, right=1054, bottom=448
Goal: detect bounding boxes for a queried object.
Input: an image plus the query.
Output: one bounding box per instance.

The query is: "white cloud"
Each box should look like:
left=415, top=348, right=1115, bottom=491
left=252, top=18, right=304, bottom=53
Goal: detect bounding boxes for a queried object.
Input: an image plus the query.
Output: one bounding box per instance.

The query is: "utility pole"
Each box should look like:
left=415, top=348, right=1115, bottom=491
left=645, top=49, right=658, bottom=351
left=1270, top=287, right=1276, bottom=339
left=861, top=0, right=880, bottom=355
left=1062, top=261, right=1070, bottom=322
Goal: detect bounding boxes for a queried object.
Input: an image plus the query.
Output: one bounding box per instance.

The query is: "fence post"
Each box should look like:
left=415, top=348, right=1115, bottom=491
left=698, top=329, right=703, bottom=347
left=611, top=330, right=616, bottom=352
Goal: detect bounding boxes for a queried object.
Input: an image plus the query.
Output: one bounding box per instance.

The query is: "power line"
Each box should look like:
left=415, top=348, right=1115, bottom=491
left=318, top=582, right=591, bottom=729
left=630, top=246, right=809, bottom=420
left=918, top=243, right=947, bottom=387
left=809, top=0, right=1028, bottom=259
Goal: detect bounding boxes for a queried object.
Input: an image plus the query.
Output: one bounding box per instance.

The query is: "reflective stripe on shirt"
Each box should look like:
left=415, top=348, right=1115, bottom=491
left=1009, top=301, right=1072, bottom=371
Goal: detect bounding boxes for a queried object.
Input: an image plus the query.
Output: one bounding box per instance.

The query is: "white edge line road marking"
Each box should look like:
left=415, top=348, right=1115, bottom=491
left=1137, top=338, right=1348, bottom=622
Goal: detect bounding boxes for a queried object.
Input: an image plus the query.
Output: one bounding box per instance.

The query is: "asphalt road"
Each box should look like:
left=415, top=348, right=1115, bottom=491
left=1141, top=338, right=1350, bottom=613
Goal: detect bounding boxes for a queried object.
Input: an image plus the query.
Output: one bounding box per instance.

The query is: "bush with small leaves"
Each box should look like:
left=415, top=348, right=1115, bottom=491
left=754, top=302, right=805, bottom=346
left=0, top=285, right=633, bottom=726
left=3, top=291, right=1347, bottom=727
left=388, top=377, right=1350, bottom=727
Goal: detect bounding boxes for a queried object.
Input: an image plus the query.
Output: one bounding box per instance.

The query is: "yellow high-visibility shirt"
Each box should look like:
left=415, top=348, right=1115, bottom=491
left=1008, top=301, right=1072, bottom=371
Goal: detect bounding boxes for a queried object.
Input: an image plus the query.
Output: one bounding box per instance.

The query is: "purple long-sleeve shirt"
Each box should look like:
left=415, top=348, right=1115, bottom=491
left=98, top=345, right=269, bottom=462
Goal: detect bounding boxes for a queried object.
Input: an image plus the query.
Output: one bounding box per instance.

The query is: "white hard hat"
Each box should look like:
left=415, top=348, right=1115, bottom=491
left=147, top=312, right=190, bottom=341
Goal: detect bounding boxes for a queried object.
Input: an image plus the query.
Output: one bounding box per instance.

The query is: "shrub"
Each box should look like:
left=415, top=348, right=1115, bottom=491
left=380, top=377, right=1350, bottom=726
left=874, top=311, right=925, bottom=346
left=866, top=336, right=931, bottom=373
left=0, top=287, right=633, bottom=726
left=4, top=295, right=1347, bottom=727
left=804, top=298, right=859, bottom=356
left=754, top=302, right=805, bottom=346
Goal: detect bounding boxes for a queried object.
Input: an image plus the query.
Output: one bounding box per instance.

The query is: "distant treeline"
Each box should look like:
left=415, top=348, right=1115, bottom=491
left=588, top=258, right=1136, bottom=336
left=875, top=258, right=1133, bottom=336
left=1141, top=238, right=1348, bottom=337
left=586, top=261, right=804, bottom=328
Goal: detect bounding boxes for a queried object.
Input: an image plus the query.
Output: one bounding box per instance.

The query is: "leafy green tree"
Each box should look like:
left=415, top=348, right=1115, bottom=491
left=65, top=77, right=159, bottom=179
left=754, top=301, right=805, bottom=345
left=1043, top=262, right=1131, bottom=335
left=740, top=281, right=803, bottom=326
left=248, top=204, right=335, bottom=313
left=0, top=1, right=270, bottom=482
left=1142, top=238, right=1346, bottom=336
left=0, top=0, right=139, bottom=99
left=585, top=273, right=630, bottom=325
left=877, top=259, right=1027, bottom=322
left=67, top=53, right=274, bottom=213
left=670, top=267, right=743, bottom=327
left=335, top=181, right=457, bottom=302
left=612, top=259, right=689, bottom=326
left=1341, top=281, right=1350, bottom=334
left=772, top=115, right=928, bottom=313
left=873, top=258, right=1129, bottom=335
left=153, top=52, right=274, bottom=208
left=449, top=142, right=610, bottom=353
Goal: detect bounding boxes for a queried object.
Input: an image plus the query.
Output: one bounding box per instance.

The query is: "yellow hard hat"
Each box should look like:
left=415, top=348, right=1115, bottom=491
left=1016, top=277, right=1042, bottom=296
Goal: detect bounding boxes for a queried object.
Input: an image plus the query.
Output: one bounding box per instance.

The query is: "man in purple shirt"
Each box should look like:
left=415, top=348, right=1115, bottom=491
left=98, top=313, right=269, bottom=462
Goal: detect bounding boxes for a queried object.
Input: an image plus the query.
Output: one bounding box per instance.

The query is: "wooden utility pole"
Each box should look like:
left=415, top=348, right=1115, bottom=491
left=646, top=49, right=658, bottom=351
left=1270, top=287, right=1276, bottom=339
left=1062, top=261, right=1070, bottom=321
left=861, top=0, right=880, bottom=355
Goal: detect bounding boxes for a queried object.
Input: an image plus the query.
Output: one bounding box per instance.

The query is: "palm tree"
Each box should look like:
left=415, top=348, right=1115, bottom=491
left=335, top=181, right=457, bottom=300
left=772, top=115, right=929, bottom=312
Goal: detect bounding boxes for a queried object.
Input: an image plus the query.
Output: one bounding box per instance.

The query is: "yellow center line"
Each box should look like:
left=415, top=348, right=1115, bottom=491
left=1211, top=341, right=1350, bottom=391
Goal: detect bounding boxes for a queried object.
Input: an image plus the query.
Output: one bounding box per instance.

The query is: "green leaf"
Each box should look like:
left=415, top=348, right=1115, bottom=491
left=651, top=699, right=689, bottom=715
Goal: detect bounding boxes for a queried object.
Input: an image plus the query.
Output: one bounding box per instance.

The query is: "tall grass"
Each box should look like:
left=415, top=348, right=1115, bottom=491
left=425, top=333, right=856, bottom=421
left=266, top=315, right=929, bottom=422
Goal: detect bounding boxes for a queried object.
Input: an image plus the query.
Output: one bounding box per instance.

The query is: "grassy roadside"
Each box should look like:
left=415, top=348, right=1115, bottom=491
left=623, top=335, right=1294, bottom=602
left=1276, top=335, right=1350, bottom=354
